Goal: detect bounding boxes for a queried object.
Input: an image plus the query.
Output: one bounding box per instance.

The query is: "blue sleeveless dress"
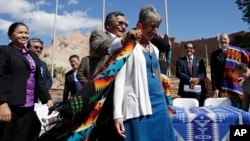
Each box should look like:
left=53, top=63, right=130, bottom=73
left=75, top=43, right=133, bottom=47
left=123, top=50, right=176, bottom=141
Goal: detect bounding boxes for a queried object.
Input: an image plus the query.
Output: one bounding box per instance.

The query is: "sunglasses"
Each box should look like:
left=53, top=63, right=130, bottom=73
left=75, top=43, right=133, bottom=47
left=185, top=47, right=194, bottom=50
left=33, top=46, right=43, bottom=51
left=114, top=21, right=128, bottom=27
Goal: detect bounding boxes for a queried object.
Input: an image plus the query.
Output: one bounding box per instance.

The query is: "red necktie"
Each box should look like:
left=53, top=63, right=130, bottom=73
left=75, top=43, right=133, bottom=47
left=188, top=58, right=193, bottom=71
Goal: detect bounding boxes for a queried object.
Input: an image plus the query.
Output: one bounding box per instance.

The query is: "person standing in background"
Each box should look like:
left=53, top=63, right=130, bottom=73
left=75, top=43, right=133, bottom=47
left=76, top=55, right=90, bottom=86
left=27, top=38, right=53, bottom=141
left=176, top=42, right=207, bottom=106
left=210, top=33, right=250, bottom=107
left=234, top=63, right=250, bottom=112
left=63, top=54, right=81, bottom=101
left=0, top=22, right=53, bottom=141
left=27, top=38, right=52, bottom=90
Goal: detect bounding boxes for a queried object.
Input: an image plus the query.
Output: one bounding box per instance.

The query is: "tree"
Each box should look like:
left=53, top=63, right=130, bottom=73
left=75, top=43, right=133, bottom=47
left=236, top=0, right=250, bottom=25
left=230, top=33, right=250, bottom=51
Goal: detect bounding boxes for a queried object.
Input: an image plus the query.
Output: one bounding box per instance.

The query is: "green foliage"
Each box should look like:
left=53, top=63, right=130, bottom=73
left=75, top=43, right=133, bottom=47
left=236, top=0, right=250, bottom=25
left=234, top=1, right=250, bottom=50
left=203, top=58, right=209, bottom=67
left=230, top=33, right=250, bottom=51
left=47, top=63, right=66, bottom=79
left=59, top=41, right=68, bottom=49
left=56, top=66, right=66, bottom=75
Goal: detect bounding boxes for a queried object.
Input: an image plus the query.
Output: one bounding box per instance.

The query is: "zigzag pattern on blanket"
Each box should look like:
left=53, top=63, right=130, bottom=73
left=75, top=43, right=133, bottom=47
left=221, top=45, right=250, bottom=100
left=67, top=39, right=136, bottom=140
left=38, top=38, right=173, bottom=141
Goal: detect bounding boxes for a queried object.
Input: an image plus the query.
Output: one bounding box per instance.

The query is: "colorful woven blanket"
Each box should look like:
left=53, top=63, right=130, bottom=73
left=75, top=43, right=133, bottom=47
left=221, top=45, right=249, bottom=102
left=38, top=39, right=172, bottom=141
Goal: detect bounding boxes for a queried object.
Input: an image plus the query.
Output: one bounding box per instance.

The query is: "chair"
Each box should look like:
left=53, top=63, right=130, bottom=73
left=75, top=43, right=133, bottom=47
left=172, top=98, right=199, bottom=108
left=204, top=97, right=232, bottom=107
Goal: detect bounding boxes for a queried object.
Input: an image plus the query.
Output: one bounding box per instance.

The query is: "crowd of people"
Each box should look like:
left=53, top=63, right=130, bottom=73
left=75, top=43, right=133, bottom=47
left=0, top=4, right=250, bottom=141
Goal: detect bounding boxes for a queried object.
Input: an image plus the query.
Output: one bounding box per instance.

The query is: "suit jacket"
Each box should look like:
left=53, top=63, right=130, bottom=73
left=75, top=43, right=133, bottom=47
left=0, top=44, right=51, bottom=105
left=241, top=79, right=250, bottom=111
left=63, top=69, right=78, bottom=100
left=210, top=49, right=225, bottom=91
left=40, top=60, right=52, bottom=90
left=176, top=56, right=207, bottom=96
left=89, top=30, right=116, bottom=77
left=76, top=56, right=91, bottom=85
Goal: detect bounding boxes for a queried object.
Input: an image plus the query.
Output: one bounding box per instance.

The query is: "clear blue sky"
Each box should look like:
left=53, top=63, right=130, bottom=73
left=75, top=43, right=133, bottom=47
left=0, top=0, right=248, bottom=46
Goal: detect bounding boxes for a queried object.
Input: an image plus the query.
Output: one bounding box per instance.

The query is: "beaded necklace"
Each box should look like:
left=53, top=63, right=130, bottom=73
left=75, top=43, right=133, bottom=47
left=143, top=44, right=155, bottom=77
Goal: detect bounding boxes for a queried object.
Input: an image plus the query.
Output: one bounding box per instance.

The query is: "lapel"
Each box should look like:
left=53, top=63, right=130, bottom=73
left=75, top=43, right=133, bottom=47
left=216, top=49, right=225, bottom=63
left=192, top=56, right=197, bottom=74
left=69, top=70, right=75, bottom=83
left=10, top=46, right=30, bottom=69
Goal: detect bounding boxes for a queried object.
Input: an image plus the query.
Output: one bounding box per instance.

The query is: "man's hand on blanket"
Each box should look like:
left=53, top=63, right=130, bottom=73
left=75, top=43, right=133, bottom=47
left=122, top=29, right=142, bottom=45
left=238, top=77, right=244, bottom=87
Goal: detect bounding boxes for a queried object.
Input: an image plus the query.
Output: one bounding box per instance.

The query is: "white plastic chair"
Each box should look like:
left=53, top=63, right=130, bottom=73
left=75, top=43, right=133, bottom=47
left=172, top=98, right=199, bottom=108
left=204, top=97, right=232, bottom=107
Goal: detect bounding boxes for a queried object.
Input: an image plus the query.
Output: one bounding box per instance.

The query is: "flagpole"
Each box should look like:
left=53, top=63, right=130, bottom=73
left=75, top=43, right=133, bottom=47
left=164, top=0, right=171, bottom=77
left=102, top=0, right=105, bottom=31
left=164, top=0, right=169, bottom=35
left=205, top=44, right=208, bottom=68
left=51, top=0, right=58, bottom=78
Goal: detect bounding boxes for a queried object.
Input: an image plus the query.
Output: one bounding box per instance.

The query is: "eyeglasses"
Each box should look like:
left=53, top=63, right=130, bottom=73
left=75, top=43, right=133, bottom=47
left=113, top=21, right=128, bottom=27
left=185, top=47, right=194, bottom=50
left=33, top=46, right=43, bottom=51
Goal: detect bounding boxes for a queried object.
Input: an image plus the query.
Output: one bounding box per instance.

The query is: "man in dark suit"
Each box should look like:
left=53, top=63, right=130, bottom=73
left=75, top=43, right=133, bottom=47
left=27, top=38, right=52, bottom=90
left=27, top=38, right=53, bottom=141
left=210, top=33, right=249, bottom=107
left=63, top=54, right=81, bottom=101
left=176, top=42, right=207, bottom=106
left=76, top=55, right=90, bottom=86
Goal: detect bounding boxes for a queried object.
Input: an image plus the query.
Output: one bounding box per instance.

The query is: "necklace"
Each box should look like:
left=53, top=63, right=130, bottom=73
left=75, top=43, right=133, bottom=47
left=144, top=44, right=151, bottom=52
left=142, top=44, right=155, bottom=77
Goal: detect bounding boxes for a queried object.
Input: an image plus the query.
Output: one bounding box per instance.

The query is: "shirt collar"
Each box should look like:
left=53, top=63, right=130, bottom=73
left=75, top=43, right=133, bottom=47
left=106, top=31, right=117, bottom=38
left=13, top=45, right=28, bottom=53
left=186, top=55, right=193, bottom=59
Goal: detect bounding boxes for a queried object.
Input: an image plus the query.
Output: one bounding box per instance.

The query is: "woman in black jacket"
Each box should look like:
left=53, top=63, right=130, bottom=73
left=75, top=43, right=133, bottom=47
left=0, top=22, right=53, bottom=141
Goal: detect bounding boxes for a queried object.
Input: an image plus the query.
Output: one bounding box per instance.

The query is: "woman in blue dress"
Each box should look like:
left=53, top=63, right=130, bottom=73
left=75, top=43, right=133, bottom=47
left=113, top=5, right=176, bottom=141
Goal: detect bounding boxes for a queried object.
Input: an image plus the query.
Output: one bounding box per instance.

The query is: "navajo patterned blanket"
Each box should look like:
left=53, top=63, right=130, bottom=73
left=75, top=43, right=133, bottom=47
left=220, top=45, right=249, bottom=102
left=38, top=39, right=172, bottom=141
